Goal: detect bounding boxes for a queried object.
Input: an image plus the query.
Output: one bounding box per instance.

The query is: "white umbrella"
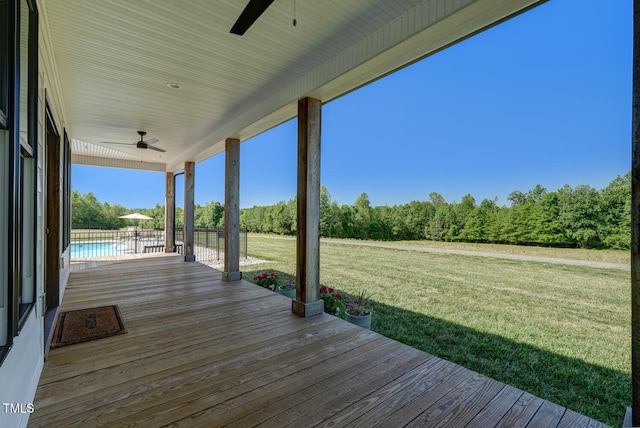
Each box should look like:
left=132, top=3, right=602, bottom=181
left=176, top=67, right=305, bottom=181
left=119, top=213, right=153, bottom=233
left=118, top=213, right=154, bottom=253
left=118, top=213, right=153, bottom=220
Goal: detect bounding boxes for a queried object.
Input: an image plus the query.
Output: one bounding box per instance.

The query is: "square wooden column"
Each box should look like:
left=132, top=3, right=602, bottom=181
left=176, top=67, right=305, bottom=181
left=223, top=138, right=242, bottom=281
left=631, top=0, right=640, bottom=424
left=183, top=162, right=196, bottom=262
left=293, top=97, right=324, bottom=317
left=164, top=172, right=176, bottom=253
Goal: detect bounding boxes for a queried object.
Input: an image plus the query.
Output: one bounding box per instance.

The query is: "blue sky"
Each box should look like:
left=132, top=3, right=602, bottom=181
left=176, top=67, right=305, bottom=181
left=72, top=0, right=632, bottom=209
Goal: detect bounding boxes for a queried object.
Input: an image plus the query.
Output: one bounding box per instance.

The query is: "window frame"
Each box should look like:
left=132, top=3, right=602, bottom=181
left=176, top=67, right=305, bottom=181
left=1, top=0, right=38, bottom=365
left=0, top=0, right=9, bottom=129
left=15, top=0, right=37, bottom=334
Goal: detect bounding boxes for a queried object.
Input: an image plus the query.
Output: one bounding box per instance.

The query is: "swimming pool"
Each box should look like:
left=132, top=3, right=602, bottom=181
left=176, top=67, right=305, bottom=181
left=70, top=241, right=130, bottom=258
left=70, top=238, right=164, bottom=258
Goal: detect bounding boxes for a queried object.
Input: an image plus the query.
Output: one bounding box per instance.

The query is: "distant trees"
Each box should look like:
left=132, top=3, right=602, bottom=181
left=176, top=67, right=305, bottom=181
left=72, top=190, right=127, bottom=228
left=239, top=172, right=631, bottom=250
left=71, top=191, right=221, bottom=230
left=195, top=201, right=224, bottom=228
left=73, top=172, right=632, bottom=250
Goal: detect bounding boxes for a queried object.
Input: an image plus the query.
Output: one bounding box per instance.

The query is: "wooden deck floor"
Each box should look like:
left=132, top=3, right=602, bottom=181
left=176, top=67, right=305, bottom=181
left=30, top=254, right=609, bottom=427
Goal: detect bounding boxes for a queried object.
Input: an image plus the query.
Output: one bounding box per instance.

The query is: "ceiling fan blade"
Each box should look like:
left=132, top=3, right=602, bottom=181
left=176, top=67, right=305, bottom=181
left=230, top=0, right=275, bottom=35
left=143, top=138, right=159, bottom=145
left=101, top=141, right=134, bottom=146
left=147, top=145, right=166, bottom=153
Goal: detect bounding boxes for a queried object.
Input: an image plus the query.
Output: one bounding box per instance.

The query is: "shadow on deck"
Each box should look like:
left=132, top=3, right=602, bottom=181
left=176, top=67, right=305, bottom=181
left=31, top=254, right=609, bottom=427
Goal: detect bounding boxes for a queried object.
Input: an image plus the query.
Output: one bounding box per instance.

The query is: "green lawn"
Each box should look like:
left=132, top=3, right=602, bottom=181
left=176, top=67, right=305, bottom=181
left=244, top=234, right=630, bottom=427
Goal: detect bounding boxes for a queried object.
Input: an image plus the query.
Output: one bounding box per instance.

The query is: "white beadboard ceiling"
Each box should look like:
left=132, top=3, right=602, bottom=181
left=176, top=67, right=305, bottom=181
left=41, top=0, right=546, bottom=172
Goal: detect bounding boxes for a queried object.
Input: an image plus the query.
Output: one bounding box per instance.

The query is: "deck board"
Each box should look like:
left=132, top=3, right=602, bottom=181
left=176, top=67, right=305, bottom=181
left=29, top=254, right=610, bottom=427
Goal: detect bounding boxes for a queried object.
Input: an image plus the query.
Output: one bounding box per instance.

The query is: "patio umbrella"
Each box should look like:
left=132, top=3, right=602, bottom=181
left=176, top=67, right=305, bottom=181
left=118, top=213, right=154, bottom=253
left=118, top=213, right=153, bottom=230
left=118, top=213, right=153, bottom=220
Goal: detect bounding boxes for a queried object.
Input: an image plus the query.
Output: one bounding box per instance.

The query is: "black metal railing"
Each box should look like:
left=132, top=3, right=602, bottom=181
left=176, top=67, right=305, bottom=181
left=174, top=226, right=248, bottom=261
left=70, top=227, right=166, bottom=258
left=71, top=225, right=246, bottom=260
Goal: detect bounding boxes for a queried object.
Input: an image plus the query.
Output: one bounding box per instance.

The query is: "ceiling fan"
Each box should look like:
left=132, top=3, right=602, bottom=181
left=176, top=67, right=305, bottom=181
left=101, top=131, right=166, bottom=153
left=230, top=0, right=276, bottom=35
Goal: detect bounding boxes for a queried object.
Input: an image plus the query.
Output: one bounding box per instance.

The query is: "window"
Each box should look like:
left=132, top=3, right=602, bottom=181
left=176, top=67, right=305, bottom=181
left=0, top=134, right=8, bottom=357
left=14, top=0, right=37, bottom=333
left=19, top=0, right=30, bottom=152
left=0, top=0, right=8, bottom=128
left=1, top=0, right=38, bottom=363
left=19, top=150, right=35, bottom=324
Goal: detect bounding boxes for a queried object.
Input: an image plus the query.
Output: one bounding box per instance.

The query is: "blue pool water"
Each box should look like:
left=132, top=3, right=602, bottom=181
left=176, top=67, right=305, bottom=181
left=70, top=238, right=164, bottom=258
left=70, top=241, right=128, bottom=258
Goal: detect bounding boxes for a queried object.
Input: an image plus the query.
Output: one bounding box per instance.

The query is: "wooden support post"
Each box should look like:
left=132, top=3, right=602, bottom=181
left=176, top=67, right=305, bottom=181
left=223, top=138, right=242, bottom=282
left=183, top=162, right=196, bottom=262
left=632, top=1, right=640, bottom=425
left=293, top=97, right=324, bottom=317
left=164, top=172, right=176, bottom=253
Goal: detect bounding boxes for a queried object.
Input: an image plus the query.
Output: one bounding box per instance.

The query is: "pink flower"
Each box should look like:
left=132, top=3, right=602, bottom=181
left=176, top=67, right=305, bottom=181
left=269, top=284, right=275, bottom=290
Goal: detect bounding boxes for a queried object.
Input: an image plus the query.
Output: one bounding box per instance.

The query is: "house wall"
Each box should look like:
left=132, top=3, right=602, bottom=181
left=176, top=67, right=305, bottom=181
left=0, top=1, right=69, bottom=426
left=38, top=0, right=70, bottom=301
left=0, top=310, right=43, bottom=427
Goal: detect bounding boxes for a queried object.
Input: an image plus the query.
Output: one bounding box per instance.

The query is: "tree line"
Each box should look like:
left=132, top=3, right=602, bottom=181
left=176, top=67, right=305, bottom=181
left=71, top=190, right=224, bottom=230
left=240, top=173, right=630, bottom=250
left=72, top=171, right=630, bottom=250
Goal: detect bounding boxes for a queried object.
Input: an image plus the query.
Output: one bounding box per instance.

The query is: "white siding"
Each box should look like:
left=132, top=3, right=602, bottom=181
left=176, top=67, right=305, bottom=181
left=0, top=313, right=43, bottom=428
left=0, top=1, right=71, bottom=425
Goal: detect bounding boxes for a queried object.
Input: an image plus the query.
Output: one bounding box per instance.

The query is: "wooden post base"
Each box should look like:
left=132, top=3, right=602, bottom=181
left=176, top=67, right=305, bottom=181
left=222, top=271, right=242, bottom=282
left=292, top=299, right=324, bottom=318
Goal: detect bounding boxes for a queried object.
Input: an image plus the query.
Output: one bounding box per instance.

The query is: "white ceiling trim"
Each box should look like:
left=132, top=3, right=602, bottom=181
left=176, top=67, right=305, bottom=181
left=72, top=154, right=166, bottom=172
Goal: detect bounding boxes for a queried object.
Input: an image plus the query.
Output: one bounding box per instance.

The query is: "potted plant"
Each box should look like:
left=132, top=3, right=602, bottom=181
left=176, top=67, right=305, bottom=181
left=279, top=274, right=296, bottom=299
left=345, top=290, right=372, bottom=329
left=319, top=285, right=345, bottom=318
left=252, top=272, right=280, bottom=292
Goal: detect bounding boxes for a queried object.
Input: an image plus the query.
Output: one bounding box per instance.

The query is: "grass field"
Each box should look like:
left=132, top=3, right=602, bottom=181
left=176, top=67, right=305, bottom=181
left=244, top=234, right=630, bottom=427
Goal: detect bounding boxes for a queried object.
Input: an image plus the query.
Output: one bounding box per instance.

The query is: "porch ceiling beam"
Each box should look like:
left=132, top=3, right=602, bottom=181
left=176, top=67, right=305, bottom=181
left=71, top=154, right=166, bottom=172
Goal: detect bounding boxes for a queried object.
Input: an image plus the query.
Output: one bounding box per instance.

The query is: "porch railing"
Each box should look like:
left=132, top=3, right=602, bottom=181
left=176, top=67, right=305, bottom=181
left=174, top=226, right=248, bottom=261
left=71, top=226, right=246, bottom=261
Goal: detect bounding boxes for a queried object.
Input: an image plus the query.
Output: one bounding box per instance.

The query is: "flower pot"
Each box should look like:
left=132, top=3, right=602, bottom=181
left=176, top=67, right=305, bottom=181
left=345, top=312, right=372, bottom=330
left=279, top=287, right=296, bottom=299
